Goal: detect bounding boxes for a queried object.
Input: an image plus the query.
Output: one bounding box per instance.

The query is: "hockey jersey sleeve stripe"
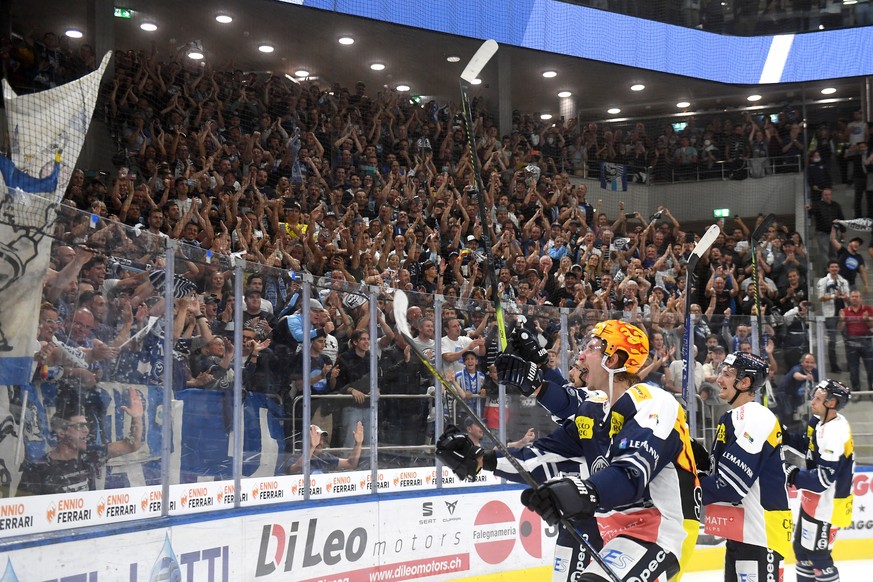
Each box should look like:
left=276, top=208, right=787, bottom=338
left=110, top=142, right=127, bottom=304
left=718, top=464, right=752, bottom=497
left=613, top=452, right=653, bottom=485
left=494, top=449, right=587, bottom=483
left=794, top=463, right=836, bottom=493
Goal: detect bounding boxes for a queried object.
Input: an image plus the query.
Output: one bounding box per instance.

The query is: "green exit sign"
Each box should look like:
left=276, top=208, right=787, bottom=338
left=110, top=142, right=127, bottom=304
left=114, top=8, right=132, bottom=19
left=713, top=208, right=731, bottom=218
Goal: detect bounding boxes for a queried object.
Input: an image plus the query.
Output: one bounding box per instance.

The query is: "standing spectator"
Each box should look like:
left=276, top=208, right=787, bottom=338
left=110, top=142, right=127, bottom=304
left=838, top=290, right=873, bottom=393
left=18, top=389, right=143, bottom=495
left=783, top=379, right=855, bottom=582
left=335, top=329, right=375, bottom=448
left=846, top=141, right=873, bottom=218
left=699, top=351, right=793, bottom=580
left=776, top=353, right=818, bottom=431
left=829, top=231, right=869, bottom=292
left=817, top=261, right=850, bottom=372
left=452, top=351, right=487, bottom=418
left=807, top=189, right=844, bottom=261
left=441, top=318, right=485, bottom=378
left=807, top=150, right=832, bottom=203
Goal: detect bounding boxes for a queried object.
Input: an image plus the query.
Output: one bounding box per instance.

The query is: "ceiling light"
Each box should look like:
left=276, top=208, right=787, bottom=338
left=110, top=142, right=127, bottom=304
left=396, top=84, right=410, bottom=92
left=258, top=45, right=274, bottom=53
left=821, top=87, right=837, bottom=95
left=187, top=41, right=204, bottom=60
left=295, top=69, right=310, bottom=78
left=446, top=56, right=460, bottom=63
left=558, top=91, right=572, bottom=98
left=215, top=15, right=233, bottom=24
left=607, top=108, right=621, bottom=115
left=65, top=29, right=83, bottom=39
left=470, top=78, right=482, bottom=85
left=676, top=101, right=690, bottom=108
left=747, top=94, right=762, bottom=102
left=338, top=36, right=354, bottom=45
left=540, top=114, right=553, bottom=120
left=370, top=63, right=385, bottom=71
left=630, top=83, right=645, bottom=91
left=140, top=22, right=158, bottom=32
left=542, top=70, right=557, bottom=78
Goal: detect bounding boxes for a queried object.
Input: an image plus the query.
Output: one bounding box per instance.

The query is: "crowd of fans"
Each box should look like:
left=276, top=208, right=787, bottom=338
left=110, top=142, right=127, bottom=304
left=14, top=36, right=873, bottom=493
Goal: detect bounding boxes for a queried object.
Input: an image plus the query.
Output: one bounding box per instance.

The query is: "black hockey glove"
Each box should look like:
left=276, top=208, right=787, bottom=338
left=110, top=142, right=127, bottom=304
left=435, top=424, right=483, bottom=481
left=690, top=438, right=712, bottom=474
left=783, top=463, right=799, bottom=487
left=495, top=352, right=544, bottom=396
left=509, top=326, right=548, bottom=366
left=521, top=475, right=600, bottom=526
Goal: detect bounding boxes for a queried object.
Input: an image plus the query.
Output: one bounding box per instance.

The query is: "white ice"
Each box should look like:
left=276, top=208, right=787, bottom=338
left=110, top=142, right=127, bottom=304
left=681, top=558, right=873, bottom=581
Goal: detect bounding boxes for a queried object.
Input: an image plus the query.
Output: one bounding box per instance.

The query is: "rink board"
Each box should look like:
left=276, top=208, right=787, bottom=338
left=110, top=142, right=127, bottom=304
left=0, top=468, right=872, bottom=580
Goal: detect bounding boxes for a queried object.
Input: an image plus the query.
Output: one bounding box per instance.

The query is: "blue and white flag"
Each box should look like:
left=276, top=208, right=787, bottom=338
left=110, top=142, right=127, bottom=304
left=600, top=161, right=628, bottom=191
left=0, top=52, right=112, bottom=384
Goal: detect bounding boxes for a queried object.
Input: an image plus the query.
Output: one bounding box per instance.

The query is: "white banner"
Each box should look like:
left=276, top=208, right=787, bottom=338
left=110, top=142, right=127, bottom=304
left=0, top=53, right=112, bottom=384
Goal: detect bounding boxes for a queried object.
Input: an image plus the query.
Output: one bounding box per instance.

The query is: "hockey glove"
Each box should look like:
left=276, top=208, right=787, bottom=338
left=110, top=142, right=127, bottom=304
left=435, top=425, right=483, bottom=481
left=521, top=475, right=600, bottom=526
left=495, top=352, right=544, bottom=396
left=690, top=438, right=712, bottom=474
left=783, top=463, right=799, bottom=487
left=510, top=326, right=548, bottom=366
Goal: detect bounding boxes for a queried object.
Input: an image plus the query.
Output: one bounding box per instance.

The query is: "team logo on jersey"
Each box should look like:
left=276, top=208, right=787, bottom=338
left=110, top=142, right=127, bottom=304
left=610, top=412, right=625, bottom=438
left=591, top=456, right=609, bottom=473
left=716, top=424, right=726, bottom=443
left=575, top=416, right=595, bottom=440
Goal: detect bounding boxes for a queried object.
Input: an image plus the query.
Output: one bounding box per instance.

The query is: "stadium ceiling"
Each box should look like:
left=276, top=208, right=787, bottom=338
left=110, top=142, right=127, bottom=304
left=16, top=0, right=864, bottom=121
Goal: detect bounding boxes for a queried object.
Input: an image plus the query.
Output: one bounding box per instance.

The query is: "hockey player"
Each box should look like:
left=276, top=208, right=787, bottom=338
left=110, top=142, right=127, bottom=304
left=783, top=379, right=855, bottom=582
left=506, top=320, right=700, bottom=582
left=436, top=328, right=609, bottom=580
left=699, top=351, right=793, bottom=582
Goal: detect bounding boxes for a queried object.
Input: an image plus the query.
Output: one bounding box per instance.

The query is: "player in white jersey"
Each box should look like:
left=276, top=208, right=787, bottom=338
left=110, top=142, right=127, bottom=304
left=699, top=351, right=793, bottom=582
left=783, top=379, right=855, bottom=582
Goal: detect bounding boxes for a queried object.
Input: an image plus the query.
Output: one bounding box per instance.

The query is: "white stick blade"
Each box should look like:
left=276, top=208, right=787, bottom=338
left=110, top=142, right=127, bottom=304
left=393, top=290, right=412, bottom=338
left=460, top=39, right=498, bottom=83
left=692, top=224, right=721, bottom=259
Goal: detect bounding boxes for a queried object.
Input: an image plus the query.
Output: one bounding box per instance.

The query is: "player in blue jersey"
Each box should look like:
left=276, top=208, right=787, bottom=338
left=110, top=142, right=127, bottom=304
left=783, top=379, right=855, bottom=582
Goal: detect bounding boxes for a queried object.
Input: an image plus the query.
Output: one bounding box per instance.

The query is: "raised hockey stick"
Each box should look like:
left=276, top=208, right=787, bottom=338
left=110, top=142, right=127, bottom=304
left=459, top=40, right=508, bottom=350
left=681, top=224, right=720, bottom=438
left=750, top=213, right=776, bottom=356
left=393, top=290, right=621, bottom=582
left=833, top=217, right=873, bottom=231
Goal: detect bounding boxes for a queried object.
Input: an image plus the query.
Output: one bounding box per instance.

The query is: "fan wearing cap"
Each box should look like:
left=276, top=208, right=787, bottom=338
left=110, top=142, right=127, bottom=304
left=699, top=351, right=793, bottom=580
left=782, top=379, right=855, bottom=582
left=505, top=320, right=700, bottom=581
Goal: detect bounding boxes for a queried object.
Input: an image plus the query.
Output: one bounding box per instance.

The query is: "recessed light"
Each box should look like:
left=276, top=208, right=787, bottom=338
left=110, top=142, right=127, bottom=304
left=821, top=87, right=837, bottom=95
left=140, top=22, right=157, bottom=32
left=396, top=84, right=410, bottom=92
left=188, top=51, right=204, bottom=60
left=470, top=78, right=482, bottom=85
left=676, top=101, right=690, bottom=108
left=258, top=45, right=274, bottom=53
left=446, top=56, right=460, bottom=63
left=540, top=114, right=553, bottom=120
left=65, top=29, right=83, bottom=39
left=558, top=91, right=572, bottom=98
left=630, top=84, right=645, bottom=91
left=370, top=63, right=385, bottom=71
left=295, top=70, right=310, bottom=78
left=542, top=70, right=557, bottom=78
left=338, top=36, right=354, bottom=45
left=215, top=15, right=233, bottom=24
left=747, top=94, right=762, bottom=102
left=607, top=108, right=621, bottom=115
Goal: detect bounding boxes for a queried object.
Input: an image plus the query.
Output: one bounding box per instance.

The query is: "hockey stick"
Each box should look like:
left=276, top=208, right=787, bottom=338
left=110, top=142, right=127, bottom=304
left=681, top=224, right=720, bottom=439
left=393, top=290, right=621, bottom=582
left=459, top=40, right=507, bottom=350
left=750, top=213, right=776, bottom=356
left=833, top=217, right=873, bottom=231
